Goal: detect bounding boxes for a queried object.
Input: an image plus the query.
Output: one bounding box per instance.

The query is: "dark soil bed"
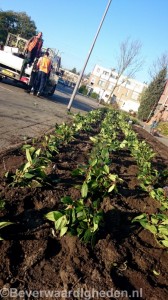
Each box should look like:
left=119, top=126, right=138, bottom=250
left=0, top=124, right=168, bottom=300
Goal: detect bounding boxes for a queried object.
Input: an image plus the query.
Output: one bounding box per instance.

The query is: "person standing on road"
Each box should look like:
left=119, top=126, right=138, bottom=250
left=30, top=51, right=52, bottom=97
left=20, top=32, right=43, bottom=79
left=150, top=107, right=165, bottom=135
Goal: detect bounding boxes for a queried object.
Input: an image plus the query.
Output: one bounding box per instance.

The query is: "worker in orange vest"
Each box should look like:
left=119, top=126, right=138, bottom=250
left=30, top=51, right=52, bottom=97
left=20, top=32, right=43, bottom=79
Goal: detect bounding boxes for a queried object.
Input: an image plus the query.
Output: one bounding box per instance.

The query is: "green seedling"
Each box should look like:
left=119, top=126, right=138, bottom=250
left=132, top=213, right=168, bottom=248
left=45, top=196, right=104, bottom=245
left=6, top=146, right=50, bottom=187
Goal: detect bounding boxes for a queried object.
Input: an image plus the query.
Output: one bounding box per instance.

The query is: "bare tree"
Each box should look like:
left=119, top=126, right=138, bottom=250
left=148, top=52, right=168, bottom=79
left=109, top=37, right=144, bottom=101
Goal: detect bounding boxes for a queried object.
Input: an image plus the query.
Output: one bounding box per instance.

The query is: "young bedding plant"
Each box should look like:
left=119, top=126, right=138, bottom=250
left=149, top=188, right=168, bottom=210
left=54, top=123, right=76, bottom=145
left=132, top=213, right=168, bottom=248
left=72, top=138, right=123, bottom=198
left=45, top=196, right=104, bottom=246
left=41, top=134, right=59, bottom=158
left=0, top=200, right=13, bottom=240
left=5, top=146, right=51, bottom=187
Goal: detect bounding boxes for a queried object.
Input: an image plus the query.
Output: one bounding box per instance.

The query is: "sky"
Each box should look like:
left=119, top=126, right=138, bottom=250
left=0, top=0, right=168, bottom=84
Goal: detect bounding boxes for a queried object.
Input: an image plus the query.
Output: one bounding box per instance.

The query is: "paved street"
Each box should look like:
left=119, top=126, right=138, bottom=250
left=0, top=80, right=100, bottom=154
left=139, top=121, right=168, bottom=147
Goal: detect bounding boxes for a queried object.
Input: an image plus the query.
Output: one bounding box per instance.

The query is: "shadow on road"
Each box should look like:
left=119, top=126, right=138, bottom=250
left=1, top=78, right=99, bottom=113
left=43, top=93, right=99, bottom=113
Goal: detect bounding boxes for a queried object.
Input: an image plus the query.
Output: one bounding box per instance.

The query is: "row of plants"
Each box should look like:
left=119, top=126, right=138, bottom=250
left=44, top=110, right=146, bottom=245
left=5, top=109, right=104, bottom=188
left=45, top=110, right=125, bottom=245
left=0, top=109, right=105, bottom=239
left=1, top=108, right=167, bottom=248
left=116, top=112, right=168, bottom=248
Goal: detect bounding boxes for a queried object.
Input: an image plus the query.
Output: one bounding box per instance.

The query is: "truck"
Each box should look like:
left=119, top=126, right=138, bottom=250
left=0, top=33, right=60, bottom=96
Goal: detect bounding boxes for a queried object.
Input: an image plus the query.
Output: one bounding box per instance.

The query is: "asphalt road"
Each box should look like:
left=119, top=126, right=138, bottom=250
left=0, top=79, right=167, bottom=155
left=0, top=80, right=101, bottom=154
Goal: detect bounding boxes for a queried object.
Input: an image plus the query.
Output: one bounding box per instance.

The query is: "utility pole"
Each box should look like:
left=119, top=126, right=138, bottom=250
left=67, top=0, right=112, bottom=111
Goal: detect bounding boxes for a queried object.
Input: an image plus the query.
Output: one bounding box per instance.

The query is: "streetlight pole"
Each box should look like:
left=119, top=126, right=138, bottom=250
left=67, top=0, right=112, bottom=111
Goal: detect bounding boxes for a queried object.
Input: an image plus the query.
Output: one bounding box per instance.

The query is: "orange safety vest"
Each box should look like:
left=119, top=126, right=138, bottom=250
left=26, top=36, right=43, bottom=56
left=37, top=56, right=51, bottom=74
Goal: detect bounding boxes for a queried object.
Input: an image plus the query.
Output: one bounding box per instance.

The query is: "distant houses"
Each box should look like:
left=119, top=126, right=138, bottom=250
left=60, top=63, right=168, bottom=119
left=87, top=64, right=147, bottom=112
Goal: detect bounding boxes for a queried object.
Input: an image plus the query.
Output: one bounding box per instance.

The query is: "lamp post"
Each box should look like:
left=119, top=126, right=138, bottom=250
left=67, top=0, right=112, bottom=111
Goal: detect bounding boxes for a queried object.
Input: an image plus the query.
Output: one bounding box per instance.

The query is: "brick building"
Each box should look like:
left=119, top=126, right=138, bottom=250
left=155, top=80, right=168, bottom=121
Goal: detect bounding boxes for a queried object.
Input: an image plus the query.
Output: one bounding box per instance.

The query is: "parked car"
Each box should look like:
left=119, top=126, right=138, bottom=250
left=58, top=77, right=65, bottom=85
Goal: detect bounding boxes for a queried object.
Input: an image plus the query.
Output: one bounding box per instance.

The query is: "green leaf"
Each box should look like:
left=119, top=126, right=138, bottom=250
left=91, top=181, right=98, bottom=189
left=161, top=240, right=168, bottom=247
left=61, top=196, right=73, bottom=205
left=150, top=190, right=156, bottom=199
left=90, top=137, right=97, bottom=143
left=76, top=227, right=84, bottom=235
left=5, top=171, right=9, bottom=178
left=30, top=180, right=42, bottom=188
left=26, top=148, right=32, bottom=163
left=161, top=219, right=168, bottom=225
left=103, top=165, right=109, bottom=174
left=55, top=215, right=68, bottom=230
left=35, top=148, right=41, bottom=156
left=0, top=200, right=5, bottom=209
left=132, top=214, right=146, bottom=222
left=83, top=229, right=92, bottom=243
left=108, top=174, right=117, bottom=181
left=158, top=225, right=168, bottom=235
left=153, top=270, right=160, bottom=276
left=24, top=173, right=35, bottom=179
left=119, top=140, right=127, bottom=148
left=23, top=161, right=31, bottom=172
left=77, top=211, right=84, bottom=219
left=60, top=226, right=68, bottom=237
left=93, top=221, right=98, bottom=232
left=45, top=211, right=63, bottom=222
left=81, top=182, right=88, bottom=198
left=0, top=222, right=13, bottom=230
left=108, top=184, right=115, bottom=193
left=90, top=158, right=97, bottom=167
left=145, top=223, right=157, bottom=234
left=151, top=216, right=158, bottom=225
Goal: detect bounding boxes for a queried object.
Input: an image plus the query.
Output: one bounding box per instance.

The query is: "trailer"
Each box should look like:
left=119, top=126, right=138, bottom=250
left=0, top=33, right=60, bottom=96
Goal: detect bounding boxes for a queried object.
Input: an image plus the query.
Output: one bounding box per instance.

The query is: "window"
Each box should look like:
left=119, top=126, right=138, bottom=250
left=110, top=74, right=116, bottom=79
left=132, top=91, right=139, bottom=100
left=90, top=77, right=95, bottom=84
left=103, top=71, right=109, bottom=76
left=97, top=68, right=100, bottom=73
left=98, top=80, right=105, bottom=87
left=108, top=83, right=114, bottom=90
